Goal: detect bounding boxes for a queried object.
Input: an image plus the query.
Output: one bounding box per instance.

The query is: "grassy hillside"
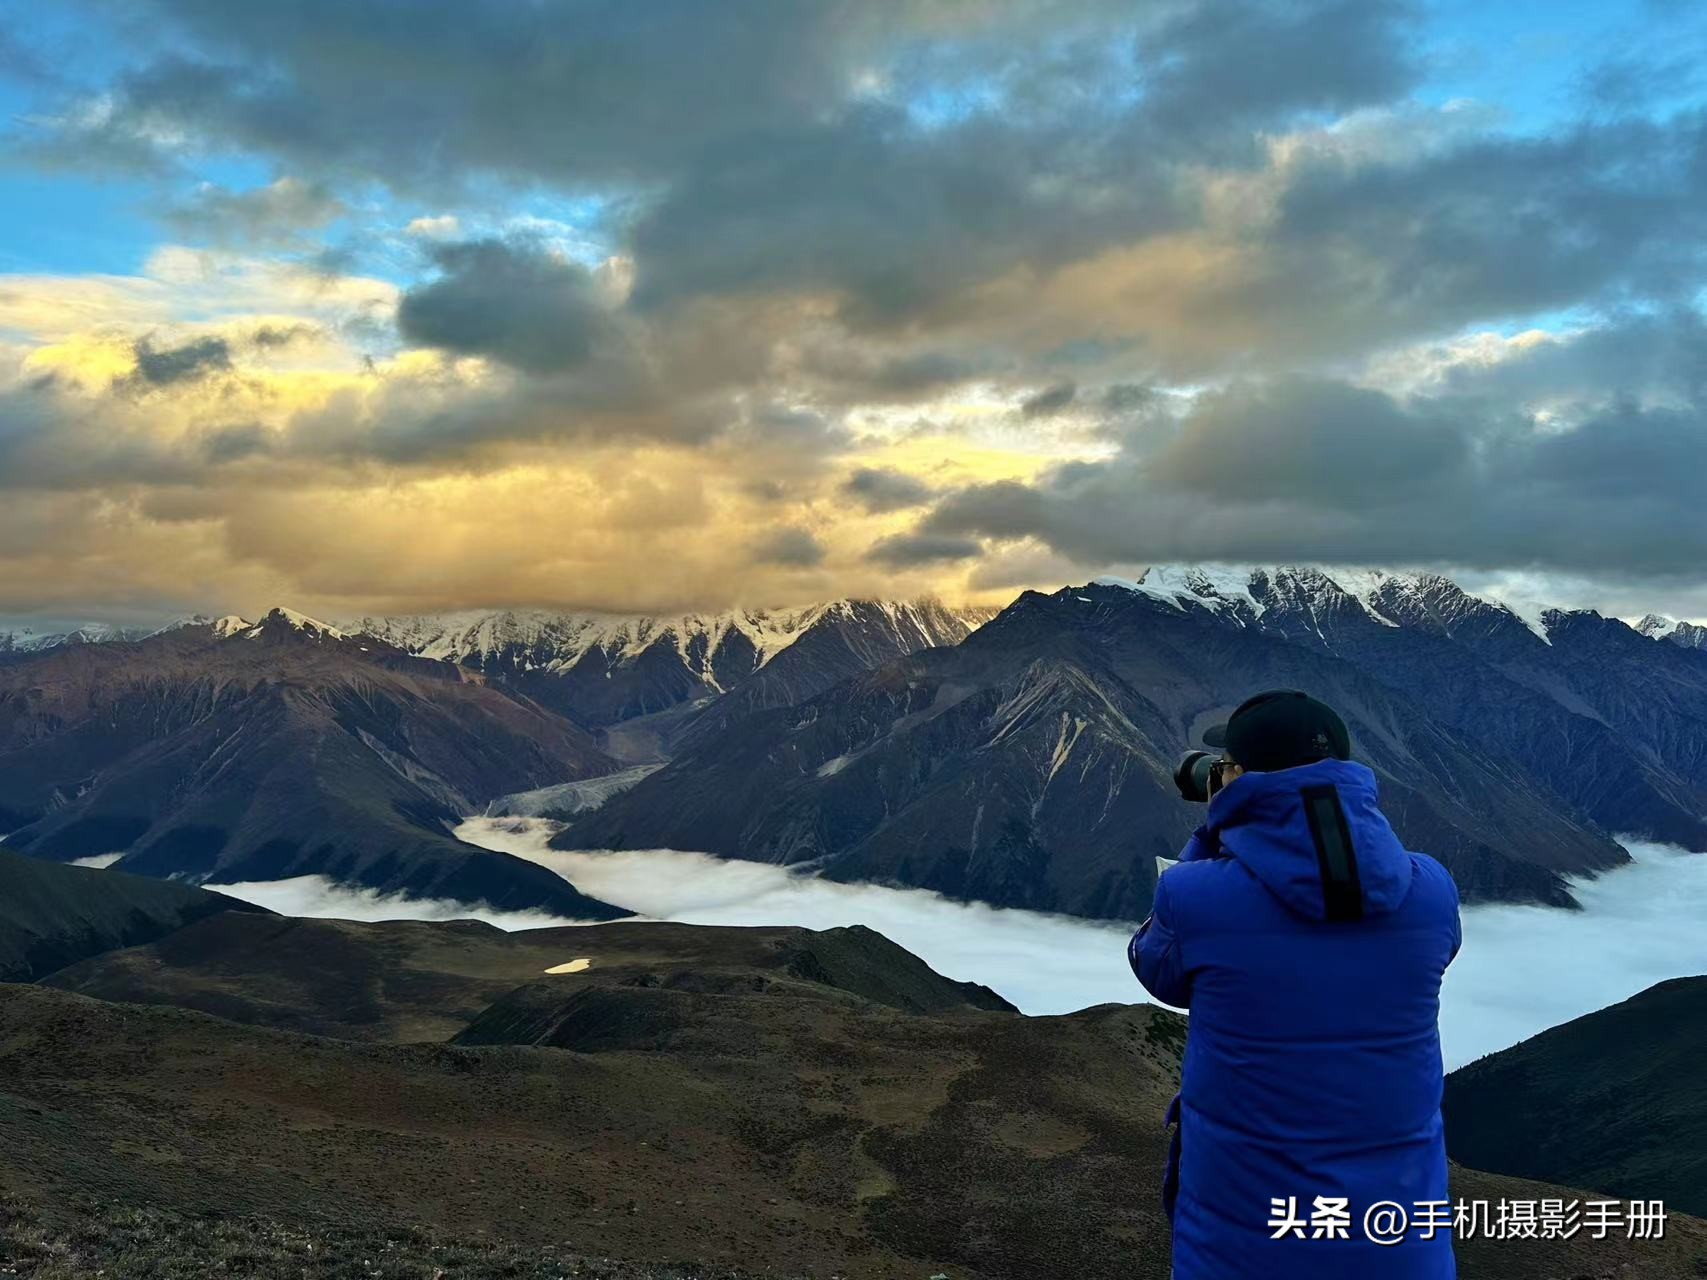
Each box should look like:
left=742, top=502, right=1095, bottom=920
left=0, top=1196, right=777, bottom=1280
left=1446, top=975, right=1707, bottom=1215
left=5, top=916, right=1706, bottom=1278
left=45, top=915, right=1013, bottom=1042
left=0, top=849, right=263, bottom=983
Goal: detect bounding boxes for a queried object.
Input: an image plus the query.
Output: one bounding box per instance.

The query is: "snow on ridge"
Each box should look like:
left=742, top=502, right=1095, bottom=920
left=1093, top=564, right=1271, bottom=622
left=266, top=607, right=347, bottom=639
left=1494, top=598, right=1555, bottom=645
left=1635, top=613, right=1680, bottom=640
left=1089, top=564, right=1563, bottom=640
left=335, top=597, right=978, bottom=677
left=145, top=614, right=215, bottom=638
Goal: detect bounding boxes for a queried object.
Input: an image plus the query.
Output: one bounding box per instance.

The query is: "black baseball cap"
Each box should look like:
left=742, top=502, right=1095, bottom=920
left=1202, top=689, right=1352, bottom=773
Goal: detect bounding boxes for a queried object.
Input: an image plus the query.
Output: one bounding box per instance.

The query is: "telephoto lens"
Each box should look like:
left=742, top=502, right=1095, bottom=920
left=1174, top=750, right=1216, bottom=803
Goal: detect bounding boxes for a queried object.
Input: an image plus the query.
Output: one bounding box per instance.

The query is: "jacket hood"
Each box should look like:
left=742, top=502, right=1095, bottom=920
left=1204, top=758, right=1413, bottom=922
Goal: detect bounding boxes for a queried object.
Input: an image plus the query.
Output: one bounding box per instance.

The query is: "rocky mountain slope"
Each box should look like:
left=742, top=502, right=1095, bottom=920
left=341, top=598, right=991, bottom=737
left=0, top=611, right=625, bottom=917
left=1225, top=568, right=1707, bottom=849
left=1445, top=975, right=1707, bottom=1216
left=0, top=848, right=264, bottom=983
left=0, top=623, right=148, bottom=654
left=3, top=916, right=1701, bottom=1279
left=561, top=572, right=1651, bottom=918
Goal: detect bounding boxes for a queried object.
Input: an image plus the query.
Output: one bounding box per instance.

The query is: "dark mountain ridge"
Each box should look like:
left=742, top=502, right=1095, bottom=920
left=342, top=598, right=991, bottom=740
left=561, top=572, right=1643, bottom=918
left=0, top=847, right=265, bottom=983
left=0, top=610, right=625, bottom=917
left=1445, top=975, right=1707, bottom=1216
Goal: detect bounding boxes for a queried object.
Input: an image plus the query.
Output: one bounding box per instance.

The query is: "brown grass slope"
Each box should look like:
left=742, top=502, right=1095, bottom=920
left=45, top=915, right=1014, bottom=1043
left=0, top=848, right=265, bottom=983
left=4, top=917, right=1705, bottom=1278
left=1446, top=975, right=1707, bottom=1216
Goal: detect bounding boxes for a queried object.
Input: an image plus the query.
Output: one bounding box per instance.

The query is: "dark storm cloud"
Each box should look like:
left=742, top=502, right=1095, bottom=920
left=867, top=531, right=983, bottom=568
left=842, top=467, right=935, bottom=513
left=20, top=1, right=1424, bottom=331
left=921, top=332, right=1707, bottom=576
left=1228, top=114, right=1707, bottom=359
left=1020, top=381, right=1077, bottom=417
left=1430, top=309, right=1707, bottom=405
left=749, top=526, right=826, bottom=569
left=1143, top=378, right=1468, bottom=509
left=199, top=422, right=273, bottom=464
left=129, top=335, right=232, bottom=386
left=159, top=177, right=344, bottom=248
left=623, top=0, right=1419, bottom=322
left=11, top=0, right=1700, bottom=365
left=396, top=239, right=617, bottom=376
left=800, top=345, right=1004, bottom=403
left=1133, top=0, right=1420, bottom=147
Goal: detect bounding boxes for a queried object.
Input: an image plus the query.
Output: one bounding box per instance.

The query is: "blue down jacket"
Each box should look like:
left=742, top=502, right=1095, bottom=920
left=1130, top=758, right=1461, bottom=1279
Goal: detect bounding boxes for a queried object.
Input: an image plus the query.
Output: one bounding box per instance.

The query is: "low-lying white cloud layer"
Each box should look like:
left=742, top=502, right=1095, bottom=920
left=213, top=822, right=1707, bottom=1071
left=203, top=873, right=590, bottom=934
left=1444, top=840, right=1707, bottom=1065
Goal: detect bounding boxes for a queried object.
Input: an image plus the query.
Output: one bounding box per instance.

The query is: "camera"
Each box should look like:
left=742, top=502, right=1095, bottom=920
left=1174, top=750, right=1231, bottom=803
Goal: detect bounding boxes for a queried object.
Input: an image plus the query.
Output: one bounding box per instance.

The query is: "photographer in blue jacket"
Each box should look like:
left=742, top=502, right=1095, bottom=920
left=1131, top=690, right=1462, bottom=1280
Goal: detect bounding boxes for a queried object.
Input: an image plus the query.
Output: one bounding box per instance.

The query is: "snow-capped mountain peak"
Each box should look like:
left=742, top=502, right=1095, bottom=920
left=1636, top=613, right=1707, bottom=650
left=1092, top=565, right=1559, bottom=644
left=145, top=614, right=216, bottom=638
left=338, top=598, right=980, bottom=682
left=215, top=608, right=347, bottom=643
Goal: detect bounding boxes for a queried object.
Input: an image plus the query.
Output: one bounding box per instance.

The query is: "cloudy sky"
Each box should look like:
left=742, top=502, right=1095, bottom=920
left=3, top=0, right=1706, bottom=624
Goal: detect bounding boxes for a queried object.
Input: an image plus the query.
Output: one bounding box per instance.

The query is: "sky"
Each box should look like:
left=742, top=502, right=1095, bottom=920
left=203, top=820, right=1707, bottom=1071
left=3, top=1, right=1707, bottom=624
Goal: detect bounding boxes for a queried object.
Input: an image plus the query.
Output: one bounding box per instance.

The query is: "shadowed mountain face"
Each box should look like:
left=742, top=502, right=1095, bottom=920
left=1248, top=570, right=1707, bottom=851
left=4, top=916, right=1703, bottom=1280
left=0, top=849, right=265, bottom=983
left=343, top=599, right=991, bottom=743
left=561, top=576, right=1648, bottom=918
left=0, top=612, right=626, bottom=918
left=1445, top=976, right=1707, bottom=1217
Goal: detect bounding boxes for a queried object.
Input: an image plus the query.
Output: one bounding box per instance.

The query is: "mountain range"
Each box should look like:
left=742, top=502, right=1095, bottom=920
left=340, top=598, right=992, bottom=754
left=1638, top=614, right=1707, bottom=650
left=5, top=568, right=1707, bottom=924
left=0, top=597, right=987, bottom=913
left=560, top=566, right=1707, bottom=919
left=0, top=608, right=625, bottom=916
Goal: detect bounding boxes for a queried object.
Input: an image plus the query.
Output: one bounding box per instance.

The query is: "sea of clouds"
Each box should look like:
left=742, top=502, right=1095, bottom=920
left=205, top=821, right=1707, bottom=1071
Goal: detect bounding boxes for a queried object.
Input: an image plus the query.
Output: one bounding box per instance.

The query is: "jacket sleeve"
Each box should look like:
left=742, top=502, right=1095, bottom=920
left=1129, top=872, right=1192, bottom=1009
left=1176, top=823, right=1217, bottom=862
